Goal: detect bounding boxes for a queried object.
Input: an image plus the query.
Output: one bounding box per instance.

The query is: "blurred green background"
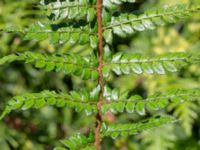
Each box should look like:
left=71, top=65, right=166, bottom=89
left=0, top=0, right=200, bottom=150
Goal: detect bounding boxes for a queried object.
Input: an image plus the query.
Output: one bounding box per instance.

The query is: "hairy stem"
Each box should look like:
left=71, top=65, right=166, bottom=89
left=95, top=0, right=104, bottom=149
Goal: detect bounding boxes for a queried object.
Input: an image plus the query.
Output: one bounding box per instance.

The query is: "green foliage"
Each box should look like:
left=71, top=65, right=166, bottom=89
left=103, top=52, right=199, bottom=76
left=102, top=87, right=200, bottom=114
left=54, top=132, right=95, bottom=150
left=0, top=89, right=100, bottom=120
left=169, top=102, right=198, bottom=135
left=0, top=51, right=99, bottom=80
left=0, top=0, right=200, bottom=149
left=138, top=125, right=176, bottom=150
left=103, top=0, right=136, bottom=9
left=40, top=0, right=96, bottom=22
left=101, top=116, right=176, bottom=139
left=5, top=22, right=98, bottom=48
left=104, top=4, right=200, bottom=38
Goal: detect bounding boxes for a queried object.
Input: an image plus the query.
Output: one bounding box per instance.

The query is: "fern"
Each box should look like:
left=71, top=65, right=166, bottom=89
left=0, top=1, right=200, bottom=149
left=0, top=51, right=99, bottom=80
left=169, top=101, right=198, bottom=136
left=101, top=116, right=176, bottom=139
left=103, top=52, right=200, bottom=76
left=138, top=125, right=176, bottom=150
left=0, top=88, right=101, bottom=119
left=104, top=4, right=200, bottom=38
left=40, top=0, right=96, bottom=22
left=102, top=86, right=200, bottom=114
left=5, top=22, right=98, bottom=48
left=54, top=132, right=95, bottom=150
left=103, top=0, right=136, bottom=9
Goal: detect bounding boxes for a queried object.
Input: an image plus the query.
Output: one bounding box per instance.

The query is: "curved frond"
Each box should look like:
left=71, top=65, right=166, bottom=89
left=104, top=4, right=200, bottom=37
left=170, top=102, right=198, bottom=135
left=5, top=22, right=98, bottom=48
left=138, top=125, right=176, bottom=150
left=0, top=89, right=99, bottom=119
left=103, top=52, right=199, bottom=77
left=54, top=132, right=95, bottom=150
left=40, top=0, right=96, bottom=22
left=101, top=86, right=200, bottom=114
left=101, top=116, right=176, bottom=139
left=0, top=51, right=99, bottom=80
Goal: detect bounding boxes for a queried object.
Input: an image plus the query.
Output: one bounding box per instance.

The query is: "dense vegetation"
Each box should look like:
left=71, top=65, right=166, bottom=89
left=0, top=0, right=200, bottom=150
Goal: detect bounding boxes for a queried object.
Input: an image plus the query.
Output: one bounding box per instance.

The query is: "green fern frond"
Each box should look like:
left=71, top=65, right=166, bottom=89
left=103, top=52, right=199, bottom=77
left=104, top=4, right=200, bottom=37
left=40, top=0, right=96, bottom=22
left=138, top=125, right=176, bottom=150
left=101, top=116, right=176, bottom=139
left=0, top=89, right=100, bottom=119
left=103, top=0, right=136, bottom=10
left=101, top=86, right=200, bottom=114
left=169, top=102, right=198, bottom=135
left=4, top=22, right=98, bottom=48
left=0, top=51, right=99, bottom=80
left=54, top=132, right=95, bottom=150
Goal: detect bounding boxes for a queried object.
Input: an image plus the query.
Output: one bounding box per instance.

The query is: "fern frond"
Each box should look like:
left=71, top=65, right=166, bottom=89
left=101, top=116, right=176, bottom=139
left=103, top=52, right=199, bottom=77
left=40, top=0, right=96, bottom=22
left=170, top=102, right=198, bottom=135
left=138, top=125, right=176, bottom=150
left=0, top=88, right=100, bottom=119
left=5, top=22, right=98, bottom=48
left=103, top=0, right=136, bottom=10
left=101, top=86, right=200, bottom=114
left=104, top=4, right=200, bottom=37
left=54, top=132, right=95, bottom=150
left=0, top=51, right=99, bottom=80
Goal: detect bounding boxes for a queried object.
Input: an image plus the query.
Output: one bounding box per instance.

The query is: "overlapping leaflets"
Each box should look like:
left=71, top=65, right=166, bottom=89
left=0, top=51, right=99, bottom=80
left=104, top=4, right=200, bottom=38
left=24, top=22, right=98, bottom=48
left=0, top=87, right=102, bottom=119
left=103, top=0, right=136, bottom=10
left=101, top=116, right=176, bottom=139
left=54, top=132, right=95, bottom=150
left=102, top=52, right=199, bottom=77
left=101, top=86, right=200, bottom=114
left=40, top=0, right=96, bottom=22
left=4, top=22, right=98, bottom=48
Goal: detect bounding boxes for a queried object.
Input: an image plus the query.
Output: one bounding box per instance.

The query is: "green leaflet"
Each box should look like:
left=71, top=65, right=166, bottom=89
left=101, top=87, right=200, bottom=114
left=0, top=51, right=99, bottom=80
left=103, top=52, right=197, bottom=77
left=101, top=116, right=176, bottom=139
left=54, top=132, right=95, bottom=150
left=40, top=0, right=96, bottom=22
left=105, top=4, right=200, bottom=37
left=103, top=29, right=113, bottom=45
left=0, top=90, right=98, bottom=120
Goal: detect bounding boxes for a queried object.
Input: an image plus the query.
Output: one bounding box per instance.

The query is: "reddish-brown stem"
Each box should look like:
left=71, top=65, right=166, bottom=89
left=94, top=0, right=104, bottom=150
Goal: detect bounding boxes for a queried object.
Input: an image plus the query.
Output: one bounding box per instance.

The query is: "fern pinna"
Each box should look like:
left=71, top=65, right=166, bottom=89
left=0, top=0, right=200, bottom=149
